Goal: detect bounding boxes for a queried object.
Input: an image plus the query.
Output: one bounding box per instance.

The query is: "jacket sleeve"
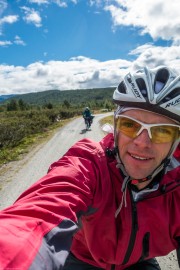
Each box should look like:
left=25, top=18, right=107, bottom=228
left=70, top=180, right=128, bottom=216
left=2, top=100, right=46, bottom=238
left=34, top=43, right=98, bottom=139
left=0, top=139, right=101, bottom=270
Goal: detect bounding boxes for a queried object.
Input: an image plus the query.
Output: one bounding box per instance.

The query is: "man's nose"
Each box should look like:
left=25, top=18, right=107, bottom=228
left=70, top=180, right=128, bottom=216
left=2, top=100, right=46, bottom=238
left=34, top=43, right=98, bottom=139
left=133, top=129, right=152, bottom=147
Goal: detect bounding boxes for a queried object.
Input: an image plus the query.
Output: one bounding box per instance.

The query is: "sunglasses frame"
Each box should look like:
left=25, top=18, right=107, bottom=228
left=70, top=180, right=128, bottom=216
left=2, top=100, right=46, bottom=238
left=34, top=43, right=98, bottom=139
left=115, top=115, right=180, bottom=143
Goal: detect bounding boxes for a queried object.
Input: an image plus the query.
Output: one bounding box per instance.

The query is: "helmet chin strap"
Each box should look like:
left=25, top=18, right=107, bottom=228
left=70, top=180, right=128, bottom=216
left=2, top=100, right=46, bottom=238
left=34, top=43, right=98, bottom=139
left=130, top=165, right=164, bottom=185
left=131, top=176, right=151, bottom=185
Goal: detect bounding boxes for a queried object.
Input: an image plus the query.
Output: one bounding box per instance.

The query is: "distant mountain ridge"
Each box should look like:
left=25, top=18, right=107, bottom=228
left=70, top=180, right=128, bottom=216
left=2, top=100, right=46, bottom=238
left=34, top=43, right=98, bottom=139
left=0, top=94, right=16, bottom=102
left=0, top=88, right=115, bottom=106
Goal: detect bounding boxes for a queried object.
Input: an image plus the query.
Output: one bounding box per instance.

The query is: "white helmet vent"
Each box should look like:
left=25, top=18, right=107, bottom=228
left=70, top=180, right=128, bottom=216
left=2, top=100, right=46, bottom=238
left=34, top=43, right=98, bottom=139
left=155, top=81, right=165, bottom=94
left=154, top=68, right=169, bottom=94
left=160, top=87, right=180, bottom=104
left=136, top=78, right=148, bottom=99
left=117, top=81, right=127, bottom=94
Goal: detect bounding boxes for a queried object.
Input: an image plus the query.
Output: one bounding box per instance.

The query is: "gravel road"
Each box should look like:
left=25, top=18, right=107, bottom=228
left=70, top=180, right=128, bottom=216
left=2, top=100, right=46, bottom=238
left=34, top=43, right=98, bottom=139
left=0, top=113, right=179, bottom=269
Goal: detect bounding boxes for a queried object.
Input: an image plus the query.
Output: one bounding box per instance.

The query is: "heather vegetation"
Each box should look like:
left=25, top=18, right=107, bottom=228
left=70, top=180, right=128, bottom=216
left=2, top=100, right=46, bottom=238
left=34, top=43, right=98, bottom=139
left=0, top=88, right=115, bottom=165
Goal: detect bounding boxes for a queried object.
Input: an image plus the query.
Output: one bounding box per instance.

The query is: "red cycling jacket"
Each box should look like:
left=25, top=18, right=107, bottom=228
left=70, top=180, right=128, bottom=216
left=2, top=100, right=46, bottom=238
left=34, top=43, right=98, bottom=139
left=0, top=134, right=179, bottom=270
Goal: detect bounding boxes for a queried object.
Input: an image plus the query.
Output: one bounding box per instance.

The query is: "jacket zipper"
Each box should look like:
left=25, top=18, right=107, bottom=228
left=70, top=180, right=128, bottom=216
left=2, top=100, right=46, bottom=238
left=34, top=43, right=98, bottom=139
left=122, top=189, right=138, bottom=265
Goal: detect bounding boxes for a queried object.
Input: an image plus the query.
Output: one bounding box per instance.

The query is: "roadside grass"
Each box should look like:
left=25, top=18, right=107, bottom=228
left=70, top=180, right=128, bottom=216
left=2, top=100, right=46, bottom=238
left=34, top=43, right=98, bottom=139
left=99, top=115, right=113, bottom=126
left=0, top=113, right=114, bottom=167
left=0, top=119, right=70, bottom=166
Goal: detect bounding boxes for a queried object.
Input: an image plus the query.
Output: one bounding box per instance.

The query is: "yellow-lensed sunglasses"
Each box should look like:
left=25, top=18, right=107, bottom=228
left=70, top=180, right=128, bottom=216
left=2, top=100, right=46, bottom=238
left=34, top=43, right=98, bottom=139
left=116, top=115, right=180, bottom=144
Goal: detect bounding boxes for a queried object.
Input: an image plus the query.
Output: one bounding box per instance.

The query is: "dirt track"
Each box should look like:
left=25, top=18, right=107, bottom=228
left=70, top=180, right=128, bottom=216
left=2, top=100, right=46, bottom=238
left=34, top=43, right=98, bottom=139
left=0, top=114, right=179, bottom=269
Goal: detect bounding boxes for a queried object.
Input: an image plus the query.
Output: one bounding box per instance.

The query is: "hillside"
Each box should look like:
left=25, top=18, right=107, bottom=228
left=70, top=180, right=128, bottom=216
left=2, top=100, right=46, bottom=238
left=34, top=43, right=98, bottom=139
left=0, top=87, right=115, bottom=106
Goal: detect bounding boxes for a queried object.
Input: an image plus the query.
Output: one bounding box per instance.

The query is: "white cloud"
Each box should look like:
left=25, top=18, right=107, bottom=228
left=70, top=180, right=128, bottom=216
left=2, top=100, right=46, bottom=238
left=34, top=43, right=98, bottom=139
left=0, top=15, right=19, bottom=25
left=53, top=0, right=67, bottom=8
left=0, top=15, right=19, bottom=35
left=21, top=6, right=42, bottom=27
left=0, top=45, right=179, bottom=95
left=71, top=0, right=78, bottom=4
left=0, top=36, right=25, bottom=47
left=130, top=44, right=180, bottom=71
left=0, top=40, right=12, bottom=46
left=0, top=57, right=131, bottom=94
left=104, top=0, right=180, bottom=42
left=88, top=0, right=104, bottom=7
left=28, top=0, right=77, bottom=6
left=14, top=35, right=26, bottom=46
left=28, top=0, right=49, bottom=4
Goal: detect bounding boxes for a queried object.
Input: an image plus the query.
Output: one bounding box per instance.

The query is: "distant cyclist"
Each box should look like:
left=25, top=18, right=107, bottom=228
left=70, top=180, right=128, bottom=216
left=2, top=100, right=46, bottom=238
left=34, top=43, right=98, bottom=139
left=83, top=107, right=93, bottom=129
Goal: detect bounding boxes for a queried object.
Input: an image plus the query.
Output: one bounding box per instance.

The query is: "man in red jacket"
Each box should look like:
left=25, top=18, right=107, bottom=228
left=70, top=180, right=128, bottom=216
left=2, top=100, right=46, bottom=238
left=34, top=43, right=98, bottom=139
left=0, top=66, right=179, bottom=270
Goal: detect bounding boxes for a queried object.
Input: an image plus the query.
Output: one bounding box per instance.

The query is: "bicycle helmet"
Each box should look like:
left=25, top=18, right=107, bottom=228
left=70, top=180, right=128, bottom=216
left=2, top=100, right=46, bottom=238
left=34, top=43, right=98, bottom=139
left=113, top=66, right=180, bottom=122
left=113, top=65, right=180, bottom=184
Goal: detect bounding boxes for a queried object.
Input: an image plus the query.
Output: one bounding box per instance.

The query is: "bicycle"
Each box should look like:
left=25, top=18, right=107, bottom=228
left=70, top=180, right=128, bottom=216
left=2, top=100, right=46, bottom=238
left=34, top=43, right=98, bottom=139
left=84, top=116, right=94, bottom=131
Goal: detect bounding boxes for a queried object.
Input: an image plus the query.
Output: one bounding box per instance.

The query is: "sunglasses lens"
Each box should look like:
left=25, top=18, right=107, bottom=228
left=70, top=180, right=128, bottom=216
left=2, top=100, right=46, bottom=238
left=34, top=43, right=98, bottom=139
left=151, top=126, right=179, bottom=143
left=117, top=117, right=141, bottom=139
left=117, top=116, right=179, bottom=143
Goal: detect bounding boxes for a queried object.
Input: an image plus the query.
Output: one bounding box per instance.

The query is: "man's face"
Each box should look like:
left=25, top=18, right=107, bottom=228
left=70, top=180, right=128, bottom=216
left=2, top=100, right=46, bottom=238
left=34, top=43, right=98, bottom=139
left=117, top=109, right=175, bottom=184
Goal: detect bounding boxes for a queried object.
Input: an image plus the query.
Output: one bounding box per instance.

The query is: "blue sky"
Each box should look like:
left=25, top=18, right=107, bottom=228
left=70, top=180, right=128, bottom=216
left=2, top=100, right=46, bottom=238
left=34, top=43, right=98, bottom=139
left=0, top=0, right=180, bottom=94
